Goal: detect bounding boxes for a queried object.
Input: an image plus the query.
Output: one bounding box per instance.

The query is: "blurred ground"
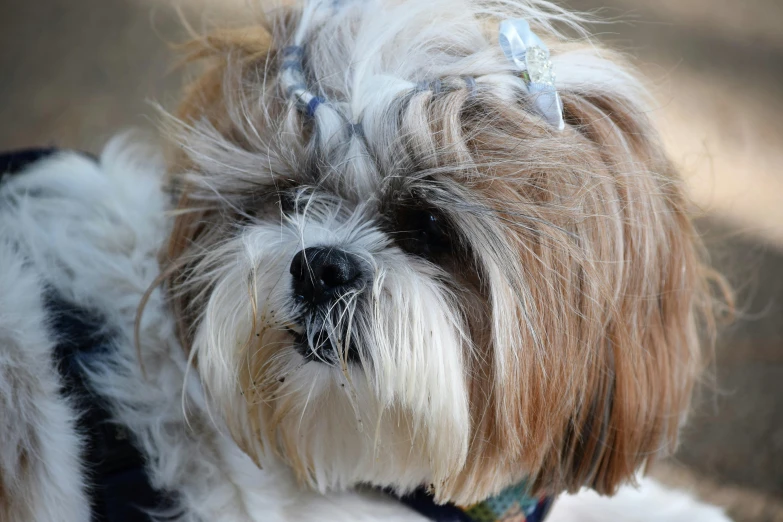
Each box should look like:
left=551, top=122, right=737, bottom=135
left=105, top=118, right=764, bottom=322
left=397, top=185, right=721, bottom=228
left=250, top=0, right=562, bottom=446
left=1, top=0, right=782, bottom=520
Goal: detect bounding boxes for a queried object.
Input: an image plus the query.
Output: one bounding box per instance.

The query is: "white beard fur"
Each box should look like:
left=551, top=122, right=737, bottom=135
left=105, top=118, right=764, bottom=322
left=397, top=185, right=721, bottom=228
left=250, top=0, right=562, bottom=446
left=0, top=138, right=731, bottom=521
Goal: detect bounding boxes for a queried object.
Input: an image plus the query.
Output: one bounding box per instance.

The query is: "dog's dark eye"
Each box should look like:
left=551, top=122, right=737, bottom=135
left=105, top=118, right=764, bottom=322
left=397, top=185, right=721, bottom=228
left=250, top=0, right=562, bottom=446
left=278, top=192, right=296, bottom=213
left=393, top=204, right=453, bottom=259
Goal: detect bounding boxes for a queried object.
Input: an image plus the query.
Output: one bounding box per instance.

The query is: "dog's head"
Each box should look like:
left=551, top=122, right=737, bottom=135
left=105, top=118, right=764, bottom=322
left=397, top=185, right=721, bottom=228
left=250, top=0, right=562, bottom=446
left=164, top=0, right=715, bottom=505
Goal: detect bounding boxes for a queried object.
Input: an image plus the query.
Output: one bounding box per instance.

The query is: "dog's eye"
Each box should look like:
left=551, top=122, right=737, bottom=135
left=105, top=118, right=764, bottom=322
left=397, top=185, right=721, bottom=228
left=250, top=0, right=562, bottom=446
left=393, top=205, right=453, bottom=259
left=278, top=192, right=296, bottom=213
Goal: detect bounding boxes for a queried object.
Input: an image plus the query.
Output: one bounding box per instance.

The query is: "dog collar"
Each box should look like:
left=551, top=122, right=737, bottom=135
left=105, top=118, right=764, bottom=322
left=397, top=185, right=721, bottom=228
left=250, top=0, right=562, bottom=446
left=396, top=481, right=554, bottom=522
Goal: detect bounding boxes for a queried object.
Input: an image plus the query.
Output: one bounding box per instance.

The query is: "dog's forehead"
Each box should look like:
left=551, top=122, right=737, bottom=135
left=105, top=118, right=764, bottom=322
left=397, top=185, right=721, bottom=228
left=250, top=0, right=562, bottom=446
left=300, top=144, right=422, bottom=202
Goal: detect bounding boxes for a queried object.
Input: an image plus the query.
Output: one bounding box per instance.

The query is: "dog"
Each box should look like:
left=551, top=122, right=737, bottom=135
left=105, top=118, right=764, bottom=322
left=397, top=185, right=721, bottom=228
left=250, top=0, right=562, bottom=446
left=0, top=0, right=732, bottom=520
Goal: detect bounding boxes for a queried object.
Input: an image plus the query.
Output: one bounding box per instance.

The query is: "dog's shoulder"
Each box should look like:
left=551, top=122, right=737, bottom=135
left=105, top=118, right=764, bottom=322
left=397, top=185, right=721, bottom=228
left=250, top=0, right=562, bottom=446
left=0, top=136, right=169, bottom=311
left=0, top=138, right=182, bottom=520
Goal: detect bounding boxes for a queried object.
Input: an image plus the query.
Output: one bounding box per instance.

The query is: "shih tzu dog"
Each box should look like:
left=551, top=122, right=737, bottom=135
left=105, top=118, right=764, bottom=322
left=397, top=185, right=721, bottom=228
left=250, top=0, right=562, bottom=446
left=0, top=0, right=732, bottom=520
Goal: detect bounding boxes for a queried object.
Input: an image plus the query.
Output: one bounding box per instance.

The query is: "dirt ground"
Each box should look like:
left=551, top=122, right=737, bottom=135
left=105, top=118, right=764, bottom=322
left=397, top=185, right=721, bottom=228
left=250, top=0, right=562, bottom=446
left=1, top=0, right=781, bottom=520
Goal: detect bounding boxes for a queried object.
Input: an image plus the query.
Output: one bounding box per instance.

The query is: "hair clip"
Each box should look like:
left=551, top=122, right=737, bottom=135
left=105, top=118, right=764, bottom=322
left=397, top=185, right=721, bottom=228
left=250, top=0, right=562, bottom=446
left=499, top=19, right=565, bottom=130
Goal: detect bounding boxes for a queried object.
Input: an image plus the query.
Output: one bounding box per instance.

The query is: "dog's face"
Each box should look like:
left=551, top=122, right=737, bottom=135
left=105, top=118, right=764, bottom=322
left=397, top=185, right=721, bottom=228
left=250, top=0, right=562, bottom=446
left=165, top=0, right=712, bottom=505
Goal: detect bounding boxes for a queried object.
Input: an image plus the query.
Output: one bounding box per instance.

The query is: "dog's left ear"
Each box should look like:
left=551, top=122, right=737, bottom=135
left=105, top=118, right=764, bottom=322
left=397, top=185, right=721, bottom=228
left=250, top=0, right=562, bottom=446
left=535, top=46, right=718, bottom=495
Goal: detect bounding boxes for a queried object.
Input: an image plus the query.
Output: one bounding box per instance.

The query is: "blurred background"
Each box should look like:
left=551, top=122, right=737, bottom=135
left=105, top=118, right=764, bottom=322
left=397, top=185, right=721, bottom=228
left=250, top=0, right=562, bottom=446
left=0, top=0, right=781, bottom=520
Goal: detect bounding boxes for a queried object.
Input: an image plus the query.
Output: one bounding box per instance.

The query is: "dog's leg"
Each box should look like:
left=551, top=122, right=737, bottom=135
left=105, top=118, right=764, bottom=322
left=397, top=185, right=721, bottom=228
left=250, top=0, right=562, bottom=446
left=0, top=244, right=89, bottom=522
left=547, top=476, right=732, bottom=522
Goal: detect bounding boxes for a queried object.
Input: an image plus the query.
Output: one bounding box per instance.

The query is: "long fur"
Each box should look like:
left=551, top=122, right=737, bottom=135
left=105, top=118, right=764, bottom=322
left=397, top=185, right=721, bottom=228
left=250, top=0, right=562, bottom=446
left=0, top=0, right=730, bottom=520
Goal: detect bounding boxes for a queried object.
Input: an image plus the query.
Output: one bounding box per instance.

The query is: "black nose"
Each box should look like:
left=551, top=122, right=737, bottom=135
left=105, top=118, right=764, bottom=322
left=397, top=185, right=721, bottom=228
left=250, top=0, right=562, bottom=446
left=290, top=247, right=362, bottom=305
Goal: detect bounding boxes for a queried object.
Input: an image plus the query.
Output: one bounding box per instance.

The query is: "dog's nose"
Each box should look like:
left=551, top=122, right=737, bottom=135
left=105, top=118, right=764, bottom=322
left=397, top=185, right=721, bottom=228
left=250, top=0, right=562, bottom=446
left=290, top=247, right=362, bottom=305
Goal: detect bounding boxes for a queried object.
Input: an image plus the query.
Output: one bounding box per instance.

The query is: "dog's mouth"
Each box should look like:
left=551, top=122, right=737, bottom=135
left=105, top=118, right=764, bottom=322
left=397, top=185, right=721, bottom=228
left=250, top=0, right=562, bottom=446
left=288, top=294, right=366, bottom=364
left=291, top=327, right=360, bottom=364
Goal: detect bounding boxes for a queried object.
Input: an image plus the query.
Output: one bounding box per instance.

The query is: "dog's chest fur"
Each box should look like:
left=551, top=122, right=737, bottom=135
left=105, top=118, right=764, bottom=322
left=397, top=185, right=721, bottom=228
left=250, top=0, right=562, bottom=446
left=0, top=143, right=425, bottom=522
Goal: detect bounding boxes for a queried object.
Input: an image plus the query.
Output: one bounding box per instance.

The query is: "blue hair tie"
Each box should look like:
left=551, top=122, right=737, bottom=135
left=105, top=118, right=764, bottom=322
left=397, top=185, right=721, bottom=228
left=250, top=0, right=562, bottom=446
left=462, top=76, right=477, bottom=98
left=281, top=60, right=304, bottom=72
left=306, top=96, right=326, bottom=118
left=281, top=46, right=304, bottom=58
